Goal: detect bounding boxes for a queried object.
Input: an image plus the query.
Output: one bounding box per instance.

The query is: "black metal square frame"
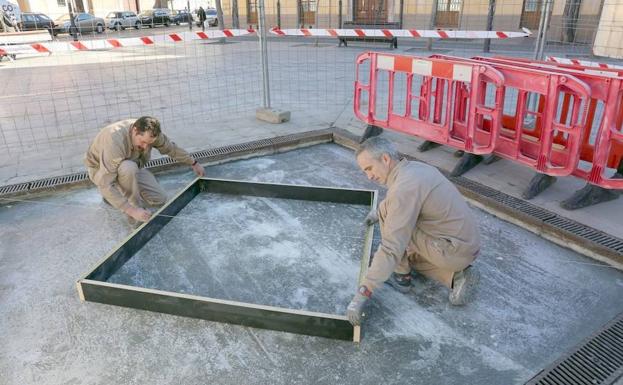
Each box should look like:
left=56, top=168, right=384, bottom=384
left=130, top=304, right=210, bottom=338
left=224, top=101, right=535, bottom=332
left=77, top=178, right=377, bottom=341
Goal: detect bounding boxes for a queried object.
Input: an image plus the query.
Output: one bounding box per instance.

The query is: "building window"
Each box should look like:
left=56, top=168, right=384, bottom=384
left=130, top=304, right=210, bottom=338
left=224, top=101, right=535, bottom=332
left=437, top=0, right=462, bottom=12
left=57, top=0, right=66, bottom=6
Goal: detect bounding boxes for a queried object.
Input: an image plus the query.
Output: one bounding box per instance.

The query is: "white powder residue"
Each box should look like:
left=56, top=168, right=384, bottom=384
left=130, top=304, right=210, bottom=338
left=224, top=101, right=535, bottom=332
left=378, top=289, right=530, bottom=374
left=256, top=240, right=302, bottom=265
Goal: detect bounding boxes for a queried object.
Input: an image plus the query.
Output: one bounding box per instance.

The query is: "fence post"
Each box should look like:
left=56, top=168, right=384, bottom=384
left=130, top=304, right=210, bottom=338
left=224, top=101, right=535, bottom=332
left=232, top=0, right=240, bottom=28
left=188, top=0, right=192, bottom=30
left=255, top=0, right=291, bottom=123
left=277, top=0, right=281, bottom=28
left=527, top=0, right=553, bottom=118
left=483, top=0, right=495, bottom=53
left=427, top=0, right=438, bottom=51
left=338, top=0, right=342, bottom=28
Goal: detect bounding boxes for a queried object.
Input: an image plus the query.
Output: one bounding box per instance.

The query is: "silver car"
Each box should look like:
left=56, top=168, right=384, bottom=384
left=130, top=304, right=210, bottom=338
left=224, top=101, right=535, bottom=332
left=105, top=11, right=141, bottom=30
left=55, top=13, right=106, bottom=34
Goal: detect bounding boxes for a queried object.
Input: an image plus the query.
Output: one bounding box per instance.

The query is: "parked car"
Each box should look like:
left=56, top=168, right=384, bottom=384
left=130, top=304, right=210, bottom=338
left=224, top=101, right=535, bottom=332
left=55, top=13, right=105, bottom=34
left=105, top=11, right=141, bottom=30
left=195, top=8, right=218, bottom=27
left=171, top=10, right=193, bottom=25
left=139, top=9, right=171, bottom=28
left=20, top=12, right=57, bottom=36
left=205, top=8, right=218, bottom=26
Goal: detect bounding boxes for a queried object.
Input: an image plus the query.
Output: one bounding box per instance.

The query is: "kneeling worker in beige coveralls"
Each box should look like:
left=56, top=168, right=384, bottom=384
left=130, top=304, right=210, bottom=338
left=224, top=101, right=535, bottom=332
left=85, top=117, right=205, bottom=224
left=347, top=137, right=481, bottom=325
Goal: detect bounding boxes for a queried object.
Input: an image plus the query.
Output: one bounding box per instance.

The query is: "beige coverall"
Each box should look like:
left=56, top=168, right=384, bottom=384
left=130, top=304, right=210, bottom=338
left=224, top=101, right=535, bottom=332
left=85, top=119, right=194, bottom=212
left=362, top=159, right=481, bottom=291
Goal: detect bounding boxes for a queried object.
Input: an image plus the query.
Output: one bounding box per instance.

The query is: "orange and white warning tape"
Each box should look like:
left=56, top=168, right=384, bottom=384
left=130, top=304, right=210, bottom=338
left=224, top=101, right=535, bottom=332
left=270, top=27, right=531, bottom=39
left=0, top=29, right=255, bottom=56
left=547, top=56, right=623, bottom=70
left=376, top=54, right=475, bottom=82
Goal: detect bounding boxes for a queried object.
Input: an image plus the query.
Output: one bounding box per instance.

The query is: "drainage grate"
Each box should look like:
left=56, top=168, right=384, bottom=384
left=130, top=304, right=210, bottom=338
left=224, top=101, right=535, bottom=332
left=0, top=130, right=332, bottom=198
left=526, top=312, right=623, bottom=385
left=345, top=139, right=623, bottom=261
left=0, top=182, right=29, bottom=195
left=28, top=172, right=89, bottom=190
left=545, top=216, right=623, bottom=253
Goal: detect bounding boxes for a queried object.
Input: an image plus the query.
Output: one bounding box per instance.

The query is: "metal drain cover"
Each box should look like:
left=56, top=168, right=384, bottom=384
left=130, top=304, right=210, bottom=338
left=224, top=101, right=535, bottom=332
left=526, top=312, right=623, bottom=385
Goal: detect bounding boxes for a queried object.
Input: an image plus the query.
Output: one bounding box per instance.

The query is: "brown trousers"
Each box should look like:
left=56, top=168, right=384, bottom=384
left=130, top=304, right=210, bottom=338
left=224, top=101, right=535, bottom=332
left=89, top=160, right=167, bottom=209
left=390, top=228, right=476, bottom=289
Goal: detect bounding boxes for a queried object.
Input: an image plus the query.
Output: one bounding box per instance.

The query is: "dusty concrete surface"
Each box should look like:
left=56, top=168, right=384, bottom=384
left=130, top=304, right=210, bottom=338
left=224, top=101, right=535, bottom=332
left=1, top=143, right=623, bottom=385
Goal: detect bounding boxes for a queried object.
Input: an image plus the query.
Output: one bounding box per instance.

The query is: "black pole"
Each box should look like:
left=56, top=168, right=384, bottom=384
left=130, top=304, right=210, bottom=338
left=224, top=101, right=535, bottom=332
left=484, top=0, right=495, bottom=52
left=68, top=0, right=78, bottom=41
left=277, top=0, right=281, bottom=28
left=399, top=0, right=404, bottom=28
left=338, top=0, right=342, bottom=28
left=427, top=0, right=438, bottom=51
left=188, top=0, right=192, bottom=30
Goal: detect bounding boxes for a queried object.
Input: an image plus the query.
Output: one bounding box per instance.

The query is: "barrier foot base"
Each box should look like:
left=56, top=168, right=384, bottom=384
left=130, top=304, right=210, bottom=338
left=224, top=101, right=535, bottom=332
left=418, top=140, right=441, bottom=152
left=360, top=125, right=383, bottom=143
left=450, top=153, right=483, bottom=177
left=256, top=108, right=291, bottom=124
left=560, top=182, right=620, bottom=210
left=453, top=150, right=465, bottom=158
left=522, top=173, right=557, bottom=200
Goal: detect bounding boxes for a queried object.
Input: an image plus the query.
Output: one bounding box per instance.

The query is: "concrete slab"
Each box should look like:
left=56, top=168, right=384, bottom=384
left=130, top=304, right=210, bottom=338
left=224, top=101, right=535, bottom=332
left=1, top=143, right=622, bottom=384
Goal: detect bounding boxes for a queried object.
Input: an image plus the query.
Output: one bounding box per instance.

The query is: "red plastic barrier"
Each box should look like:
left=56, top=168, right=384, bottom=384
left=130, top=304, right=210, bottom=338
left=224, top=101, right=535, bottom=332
left=488, top=56, right=623, bottom=189
left=431, top=54, right=591, bottom=176
left=354, top=52, right=505, bottom=154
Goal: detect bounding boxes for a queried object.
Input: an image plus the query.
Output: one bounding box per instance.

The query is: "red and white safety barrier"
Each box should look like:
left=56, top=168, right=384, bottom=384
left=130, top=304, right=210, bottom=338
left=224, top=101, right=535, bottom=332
left=376, top=54, right=473, bottom=82
left=270, top=27, right=531, bottom=39
left=0, top=29, right=255, bottom=56
left=547, top=56, right=623, bottom=70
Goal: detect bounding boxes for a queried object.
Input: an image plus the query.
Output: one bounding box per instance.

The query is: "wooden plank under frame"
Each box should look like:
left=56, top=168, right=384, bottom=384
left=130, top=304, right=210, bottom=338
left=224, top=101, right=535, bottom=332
left=77, top=177, right=377, bottom=342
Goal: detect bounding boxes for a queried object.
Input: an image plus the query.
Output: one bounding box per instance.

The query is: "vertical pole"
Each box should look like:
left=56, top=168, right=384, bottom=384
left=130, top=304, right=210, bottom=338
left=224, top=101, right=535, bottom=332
left=536, top=0, right=553, bottom=61
left=427, top=0, right=438, bottom=51
left=188, top=0, right=192, bottom=30
left=399, top=0, right=404, bottom=28
left=68, top=0, right=78, bottom=41
left=483, top=0, right=495, bottom=53
left=532, top=0, right=548, bottom=60
left=232, top=0, right=240, bottom=28
left=528, top=0, right=552, bottom=118
left=277, top=0, right=281, bottom=28
left=338, top=0, right=342, bottom=27
left=258, top=0, right=271, bottom=108
left=215, top=0, right=225, bottom=30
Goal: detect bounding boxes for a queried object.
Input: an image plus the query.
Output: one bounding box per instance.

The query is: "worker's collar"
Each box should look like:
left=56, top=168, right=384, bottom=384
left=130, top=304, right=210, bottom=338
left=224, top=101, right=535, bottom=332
left=385, top=158, right=408, bottom=187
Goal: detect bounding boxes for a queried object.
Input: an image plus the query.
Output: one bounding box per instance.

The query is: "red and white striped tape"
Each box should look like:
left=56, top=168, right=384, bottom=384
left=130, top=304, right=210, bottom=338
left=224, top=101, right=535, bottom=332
left=270, top=27, right=531, bottom=39
left=547, top=56, right=623, bottom=70
left=0, top=29, right=255, bottom=56
left=376, top=54, right=474, bottom=82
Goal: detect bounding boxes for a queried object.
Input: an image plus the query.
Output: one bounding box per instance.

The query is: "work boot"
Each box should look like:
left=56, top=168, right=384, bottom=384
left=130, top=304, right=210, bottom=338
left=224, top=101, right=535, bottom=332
left=449, top=265, right=479, bottom=306
left=386, top=272, right=412, bottom=294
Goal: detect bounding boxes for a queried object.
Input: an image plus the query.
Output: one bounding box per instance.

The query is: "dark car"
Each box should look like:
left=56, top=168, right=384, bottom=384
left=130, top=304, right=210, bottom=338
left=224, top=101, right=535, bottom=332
left=171, top=10, right=193, bottom=25
left=55, top=13, right=106, bottom=34
left=139, top=9, right=171, bottom=28
left=20, top=12, right=57, bottom=36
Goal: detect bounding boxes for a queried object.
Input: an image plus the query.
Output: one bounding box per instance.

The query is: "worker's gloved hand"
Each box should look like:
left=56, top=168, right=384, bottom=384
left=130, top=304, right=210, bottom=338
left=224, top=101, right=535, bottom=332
left=191, top=161, right=206, bottom=177
left=347, top=286, right=371, bottom=326
left=126, top=206, right=152, bottom=223
left=364, top=209, right=379, bottom=226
